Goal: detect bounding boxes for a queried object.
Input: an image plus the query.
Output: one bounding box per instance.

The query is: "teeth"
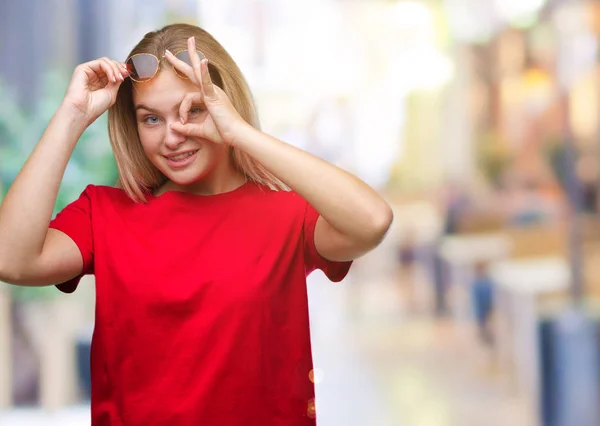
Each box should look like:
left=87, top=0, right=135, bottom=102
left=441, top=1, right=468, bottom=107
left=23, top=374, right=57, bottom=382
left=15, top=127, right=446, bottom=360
left=169, top=151, right=195, bottom=161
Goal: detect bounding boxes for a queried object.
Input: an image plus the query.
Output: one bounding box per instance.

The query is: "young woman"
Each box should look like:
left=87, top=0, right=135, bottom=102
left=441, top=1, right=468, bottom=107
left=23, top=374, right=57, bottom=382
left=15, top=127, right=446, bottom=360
left=0, top=23, right=392, bottom=425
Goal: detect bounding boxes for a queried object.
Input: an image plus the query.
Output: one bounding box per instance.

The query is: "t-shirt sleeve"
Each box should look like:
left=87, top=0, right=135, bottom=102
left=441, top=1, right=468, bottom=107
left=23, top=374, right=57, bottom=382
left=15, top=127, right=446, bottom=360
left=48, top=185, right=95, bottom=293
left=303, top=201, right=352, bottom=282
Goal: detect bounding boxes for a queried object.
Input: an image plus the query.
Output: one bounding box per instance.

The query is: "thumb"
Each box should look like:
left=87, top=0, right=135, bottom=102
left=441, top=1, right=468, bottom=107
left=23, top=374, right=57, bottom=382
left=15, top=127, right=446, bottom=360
left=88, top=83, right=119, bottom=119
left=104, top=81, right=121, bottom=107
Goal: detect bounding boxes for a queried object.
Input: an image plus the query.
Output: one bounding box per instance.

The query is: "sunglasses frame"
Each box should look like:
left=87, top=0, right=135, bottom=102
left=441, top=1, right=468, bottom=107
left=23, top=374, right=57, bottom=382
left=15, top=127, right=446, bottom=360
left=126, top=49, right=206, bottom=83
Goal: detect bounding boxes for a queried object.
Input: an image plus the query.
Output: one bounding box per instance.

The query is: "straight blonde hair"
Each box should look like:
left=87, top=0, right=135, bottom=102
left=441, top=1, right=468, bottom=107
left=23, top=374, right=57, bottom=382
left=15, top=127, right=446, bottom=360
left=108, top=23, right=287, bottom=202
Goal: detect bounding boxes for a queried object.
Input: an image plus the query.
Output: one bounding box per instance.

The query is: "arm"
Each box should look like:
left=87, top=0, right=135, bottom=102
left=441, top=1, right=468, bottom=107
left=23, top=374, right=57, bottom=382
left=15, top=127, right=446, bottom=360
left=234, top=127, right=393, bottom=261
left=0, top=107, right=86, bottom=285
left=0, top=58, right=127, bottom=285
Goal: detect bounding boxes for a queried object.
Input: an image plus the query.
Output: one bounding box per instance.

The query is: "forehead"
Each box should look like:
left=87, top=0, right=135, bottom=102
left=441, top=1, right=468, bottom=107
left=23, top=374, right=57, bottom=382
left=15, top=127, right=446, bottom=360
left=132, top=67, right=197, bottom=110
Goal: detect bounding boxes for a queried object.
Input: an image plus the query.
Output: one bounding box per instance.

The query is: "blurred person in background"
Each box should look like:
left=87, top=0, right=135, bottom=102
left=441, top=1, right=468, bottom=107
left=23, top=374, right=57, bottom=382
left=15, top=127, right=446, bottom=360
left=577, top=153, right=599, bottom=215
left=470, top=261, right=495, bottom=347
left=429, top=182, right=470, bottom=318
left=0, top=23, right=393, bottom=426
left=396, top=227, right=424, bottom=314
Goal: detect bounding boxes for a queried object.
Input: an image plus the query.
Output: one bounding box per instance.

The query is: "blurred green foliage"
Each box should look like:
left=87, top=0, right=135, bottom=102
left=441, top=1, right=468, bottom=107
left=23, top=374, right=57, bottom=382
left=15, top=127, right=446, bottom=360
left=0, top=70, right=118, bottom=300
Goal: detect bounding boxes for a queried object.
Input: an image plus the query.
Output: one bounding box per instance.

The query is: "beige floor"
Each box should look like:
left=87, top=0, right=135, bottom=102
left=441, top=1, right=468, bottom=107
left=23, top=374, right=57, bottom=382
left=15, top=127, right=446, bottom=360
left=308, top=240, right=533, bottom=426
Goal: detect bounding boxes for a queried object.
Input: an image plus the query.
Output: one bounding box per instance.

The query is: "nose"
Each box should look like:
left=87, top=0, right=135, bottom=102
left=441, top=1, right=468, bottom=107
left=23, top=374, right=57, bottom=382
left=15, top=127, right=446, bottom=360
left=164, top=120, right=186, bottom=150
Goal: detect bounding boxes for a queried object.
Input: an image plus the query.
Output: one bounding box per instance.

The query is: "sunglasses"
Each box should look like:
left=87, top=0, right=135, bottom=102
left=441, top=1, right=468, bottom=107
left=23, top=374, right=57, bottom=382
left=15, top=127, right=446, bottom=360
left=126, top=50, right=206, bottom=82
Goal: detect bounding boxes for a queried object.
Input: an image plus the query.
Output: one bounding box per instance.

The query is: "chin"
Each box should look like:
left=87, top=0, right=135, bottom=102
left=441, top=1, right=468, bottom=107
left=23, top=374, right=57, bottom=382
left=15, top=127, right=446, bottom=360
left=164, top=168, right=208, bottom=186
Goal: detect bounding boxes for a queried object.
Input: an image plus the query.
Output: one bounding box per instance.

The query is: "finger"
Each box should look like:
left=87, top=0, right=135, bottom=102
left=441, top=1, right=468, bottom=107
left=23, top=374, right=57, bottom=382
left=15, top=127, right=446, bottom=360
left=164, top=49, right=198, bottom=85
left=187, top=36, right=203, bottom=86
left=112, top=59, right=129, bottom=80
left=104, top=80, right=121, bottom=107
left=200, top=59, right=217, bottom=100
left=107, top=58, right=127, bottom=81
left=179, top=92, right=204, bottom=124
left=100, top=57, right=121, bottom=83
left=85, top=59, right=115, bottom=85
left=170, top=121, right=204, bottom=138
left=116, top=60, right=129, bottom=75
left=98, top=60, right=126, bottom=102
left=100, top=57, right=122, bottom=83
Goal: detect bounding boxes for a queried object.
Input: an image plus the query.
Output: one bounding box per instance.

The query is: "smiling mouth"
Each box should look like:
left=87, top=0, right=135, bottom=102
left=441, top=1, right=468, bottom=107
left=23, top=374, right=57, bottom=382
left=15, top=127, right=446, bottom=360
left=164, top=150, right=199, bottom=162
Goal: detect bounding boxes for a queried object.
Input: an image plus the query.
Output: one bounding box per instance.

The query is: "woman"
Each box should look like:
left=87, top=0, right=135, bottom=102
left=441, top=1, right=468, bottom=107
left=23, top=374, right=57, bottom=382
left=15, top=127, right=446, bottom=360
left=0, top=23, right=392, bottom=425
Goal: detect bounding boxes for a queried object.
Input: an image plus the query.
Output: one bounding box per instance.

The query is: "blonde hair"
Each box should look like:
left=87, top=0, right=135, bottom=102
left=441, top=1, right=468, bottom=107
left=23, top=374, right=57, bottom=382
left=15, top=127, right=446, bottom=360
left=108, top=23, right=287, bottom=202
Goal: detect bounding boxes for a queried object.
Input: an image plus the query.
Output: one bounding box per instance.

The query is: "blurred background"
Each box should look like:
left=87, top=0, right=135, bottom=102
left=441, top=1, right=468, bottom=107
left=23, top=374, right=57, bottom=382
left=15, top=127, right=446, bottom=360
left=3, top=0, right=600, bottom=425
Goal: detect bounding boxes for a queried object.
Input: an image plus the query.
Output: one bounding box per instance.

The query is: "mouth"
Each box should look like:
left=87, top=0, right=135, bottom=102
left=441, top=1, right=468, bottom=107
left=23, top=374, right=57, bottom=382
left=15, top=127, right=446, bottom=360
left=164, top=150, right=199, bottom=168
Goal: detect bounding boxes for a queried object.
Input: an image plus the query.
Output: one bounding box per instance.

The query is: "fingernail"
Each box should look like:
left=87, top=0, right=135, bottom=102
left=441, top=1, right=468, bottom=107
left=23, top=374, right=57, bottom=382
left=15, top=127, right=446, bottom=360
left=112, top=76, right=117, bottom=83
left=191, top=36, right=196, bottom=45
left=180, top=117, right=185, bottom=124
left=165, top=49, right=173, bottom=56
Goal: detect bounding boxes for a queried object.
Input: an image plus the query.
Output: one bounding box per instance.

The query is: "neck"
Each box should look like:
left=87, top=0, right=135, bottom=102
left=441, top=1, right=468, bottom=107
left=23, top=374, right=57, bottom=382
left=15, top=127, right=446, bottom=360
left=158, top=161, right=247, bottom=197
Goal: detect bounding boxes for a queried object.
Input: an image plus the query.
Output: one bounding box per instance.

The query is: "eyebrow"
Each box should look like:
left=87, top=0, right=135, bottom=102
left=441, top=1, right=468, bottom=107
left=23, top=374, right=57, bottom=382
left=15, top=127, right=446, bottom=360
left=134, top=103, right=181, bottom=113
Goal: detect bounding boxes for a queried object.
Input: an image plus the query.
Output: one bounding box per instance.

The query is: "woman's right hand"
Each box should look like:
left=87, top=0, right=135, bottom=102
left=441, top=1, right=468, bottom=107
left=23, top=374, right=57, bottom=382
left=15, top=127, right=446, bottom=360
left=61, top=57, right=129, bottom=125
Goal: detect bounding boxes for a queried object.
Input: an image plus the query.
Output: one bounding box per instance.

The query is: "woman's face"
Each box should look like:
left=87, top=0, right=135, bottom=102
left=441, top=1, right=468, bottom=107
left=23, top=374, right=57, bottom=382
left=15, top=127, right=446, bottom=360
left=132, top=65, right=230, bottom=188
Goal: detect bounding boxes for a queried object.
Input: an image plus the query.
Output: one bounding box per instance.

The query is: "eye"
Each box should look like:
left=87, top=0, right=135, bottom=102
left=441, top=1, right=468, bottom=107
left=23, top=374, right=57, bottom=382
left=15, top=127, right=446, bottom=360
left=143, top=115, right=160, bottom=125
left=189, top=106, right=204, bottom=115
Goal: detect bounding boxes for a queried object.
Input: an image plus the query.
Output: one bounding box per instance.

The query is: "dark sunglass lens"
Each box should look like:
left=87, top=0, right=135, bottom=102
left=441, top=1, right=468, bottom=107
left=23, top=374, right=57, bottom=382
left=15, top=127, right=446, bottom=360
left=126, top=54, right=159, bottom=81
left=174, top=50, right=205, bottom=65
left=173, top=50, right=205, bottom=79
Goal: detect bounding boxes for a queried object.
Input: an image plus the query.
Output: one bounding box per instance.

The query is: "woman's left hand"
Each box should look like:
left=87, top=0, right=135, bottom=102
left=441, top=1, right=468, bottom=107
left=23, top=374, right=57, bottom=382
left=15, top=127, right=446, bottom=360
left=165, top=36, right=248, bottom=145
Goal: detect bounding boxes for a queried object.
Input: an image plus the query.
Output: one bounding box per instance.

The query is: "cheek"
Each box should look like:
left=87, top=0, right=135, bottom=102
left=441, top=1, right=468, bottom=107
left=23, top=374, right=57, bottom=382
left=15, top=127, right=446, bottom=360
left=137, top=126, right=163, bottom=154
left=203, top=144, right=230, bottom=164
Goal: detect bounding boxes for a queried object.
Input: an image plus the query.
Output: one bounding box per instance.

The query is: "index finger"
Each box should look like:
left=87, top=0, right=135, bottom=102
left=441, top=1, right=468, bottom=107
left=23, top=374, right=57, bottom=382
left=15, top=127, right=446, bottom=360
left=179, top=91, right=204, bottom=124
left=200, top=59, right=217, bottom=100
left=187, top=36, right=204, bottom=85
left=164, top=50, right=198, bottom=86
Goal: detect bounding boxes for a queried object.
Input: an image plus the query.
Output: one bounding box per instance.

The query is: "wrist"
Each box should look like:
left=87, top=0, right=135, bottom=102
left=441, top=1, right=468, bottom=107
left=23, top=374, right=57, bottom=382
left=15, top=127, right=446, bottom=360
left=227, top=121, right=258, bottom=149
left=55, top=103, right=91, bottom=135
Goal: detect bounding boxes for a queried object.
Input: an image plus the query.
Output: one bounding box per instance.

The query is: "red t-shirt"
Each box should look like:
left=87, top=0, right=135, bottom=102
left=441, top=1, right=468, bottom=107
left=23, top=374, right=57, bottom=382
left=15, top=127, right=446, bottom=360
left=49, top=182, right=351, bottom=426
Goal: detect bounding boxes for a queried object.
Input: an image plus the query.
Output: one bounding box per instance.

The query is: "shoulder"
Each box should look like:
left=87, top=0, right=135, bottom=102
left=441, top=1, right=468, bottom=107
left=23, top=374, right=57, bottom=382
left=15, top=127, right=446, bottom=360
left=71, top=184, right=142, bottom=214
left=240, top=185, right=311, bottom=231
left=82, top=184, right=138, bottom=203
left=249, top=184, right=307, bottom=212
